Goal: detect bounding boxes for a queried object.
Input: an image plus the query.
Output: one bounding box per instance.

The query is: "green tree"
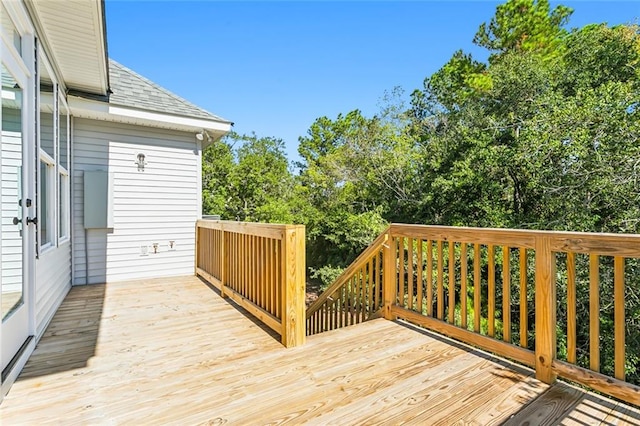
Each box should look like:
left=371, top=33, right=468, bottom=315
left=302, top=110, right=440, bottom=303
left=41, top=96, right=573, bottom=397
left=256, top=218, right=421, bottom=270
left=202, top=132, right=296, bottom=223
left=473, top=0, right=573, bottom=59
left=202, top=137, right=234, bottom=216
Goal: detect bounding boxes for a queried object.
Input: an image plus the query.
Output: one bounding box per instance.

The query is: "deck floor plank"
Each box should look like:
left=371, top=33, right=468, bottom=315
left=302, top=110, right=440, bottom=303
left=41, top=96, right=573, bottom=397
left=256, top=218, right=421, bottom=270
left=603, top=402, right=640, bottom=425
left=1, top=276, right=638, bottom=424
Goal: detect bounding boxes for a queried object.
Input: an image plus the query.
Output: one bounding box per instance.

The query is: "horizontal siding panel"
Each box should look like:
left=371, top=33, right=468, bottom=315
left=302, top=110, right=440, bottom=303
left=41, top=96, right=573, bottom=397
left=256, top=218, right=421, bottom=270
left=35, top=243, right=71, bottom=339
left=113, top=193, right=197, bottom=201
left=2, top=129, right=23, bottom=293
left=74, top=247, right=194, bottom=259
left=73, top=237, right=194, bottom=249
left=74, top=122, right=193, bottom=142
left=73, top=119, right=199, bottom=285
left=96, top=253, right=194, bottom=265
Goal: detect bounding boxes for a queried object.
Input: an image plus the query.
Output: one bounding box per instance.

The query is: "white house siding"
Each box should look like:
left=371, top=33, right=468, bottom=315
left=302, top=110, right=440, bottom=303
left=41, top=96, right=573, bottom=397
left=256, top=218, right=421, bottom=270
left=72, top=118, right=200, bottom=284
left=35, top=243, right=71, bottom=338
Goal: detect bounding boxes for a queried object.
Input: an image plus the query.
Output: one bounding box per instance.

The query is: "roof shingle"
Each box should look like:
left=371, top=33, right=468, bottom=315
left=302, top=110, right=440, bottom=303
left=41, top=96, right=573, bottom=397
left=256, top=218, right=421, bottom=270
left=108, top=59, right=230, bottom=124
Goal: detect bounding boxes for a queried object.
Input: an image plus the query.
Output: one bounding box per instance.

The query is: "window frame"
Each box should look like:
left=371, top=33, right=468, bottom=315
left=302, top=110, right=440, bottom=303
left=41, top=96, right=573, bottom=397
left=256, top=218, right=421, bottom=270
left=37, top=53, right=58, bottom=254
left=57, top=92, right=70, bottom=244
left=38, top=151, right=55, bottom=252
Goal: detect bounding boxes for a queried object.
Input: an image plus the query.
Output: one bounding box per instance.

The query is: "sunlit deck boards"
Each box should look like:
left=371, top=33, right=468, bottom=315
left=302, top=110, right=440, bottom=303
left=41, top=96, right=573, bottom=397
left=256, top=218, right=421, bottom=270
left=2, top=276, right=639, bottom=424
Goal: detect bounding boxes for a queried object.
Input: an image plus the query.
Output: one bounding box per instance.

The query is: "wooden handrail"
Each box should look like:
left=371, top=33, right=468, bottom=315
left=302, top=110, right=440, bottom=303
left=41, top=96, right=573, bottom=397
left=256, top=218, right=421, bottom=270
left=306, top=228, right=389, bottom=318
left=195, top=220, right=306, bottom=347
left=305, top=229, right=388, bottom=336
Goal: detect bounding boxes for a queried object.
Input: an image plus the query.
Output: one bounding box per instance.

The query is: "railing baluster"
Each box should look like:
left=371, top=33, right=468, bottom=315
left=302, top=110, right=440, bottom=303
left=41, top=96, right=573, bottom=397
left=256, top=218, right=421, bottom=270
left=567, top=251, right=576, bottom=363
left=417, top=239, right=424, bottom=315
left=276, top=239, right=281, bottom=319
left=408, top=239, right=414, bottom=311
left=437, top=240, right=444, bottom=321
left=332, top=290, right=338, bottom=331
left=357, top=270, right=362, bottom=323
left=254, top=235, right=259, bottom=305
left=350, top=276, right=356, bottom=325
left=249, top=235, right=254, bottom=303
left=361, top=266, right=367, bottom=322
left=340, top=286, right=348, bottom=328
left=474, top=243, right=481, bottom=333
left=503, top=246, right=511, bottom=343
left=358, top=268, right=363, bottom=322
left=258, top=237, right=264, bottom=309
left=614, top=256, right=625, bottom=381
left=520, top=248, right=528, bottom=349
left=241, top=234, right=246, bottom=297
left=273, top=239, right=278, bottom=317
left=461, top=243, right=467, bottom=330
left=488, top=244, right=495, bottom=337
left=399, top=237, right=405, bottom=309
left=448, top=241, right=455, bottom=324
left=590, top=254, right=600, bottom=372
left=427, top=240, right=433, bottom=317
left=265, top=238, right=270, bottom=313
left=374, top=252, right=380, bottom=311
left=368, top=258, right=374, bottom=319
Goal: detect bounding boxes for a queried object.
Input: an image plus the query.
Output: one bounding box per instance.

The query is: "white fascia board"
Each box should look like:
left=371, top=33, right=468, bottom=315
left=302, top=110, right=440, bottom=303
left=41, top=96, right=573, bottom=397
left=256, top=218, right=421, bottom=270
left=68, top=96, right=232, bottom=137
left=92, top=0, right=109, bottom=96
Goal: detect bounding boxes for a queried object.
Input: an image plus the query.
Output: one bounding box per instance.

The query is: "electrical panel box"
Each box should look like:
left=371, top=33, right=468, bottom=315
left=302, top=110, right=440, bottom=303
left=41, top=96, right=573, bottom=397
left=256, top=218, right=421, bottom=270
left=84, top=171, right=114, bottom=229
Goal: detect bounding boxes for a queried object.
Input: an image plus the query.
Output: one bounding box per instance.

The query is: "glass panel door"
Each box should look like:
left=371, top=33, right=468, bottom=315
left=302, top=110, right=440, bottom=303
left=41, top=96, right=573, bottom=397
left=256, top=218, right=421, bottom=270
left=1, top=60, right=30, bottom=373
left=1, top=64, right=24, bottom=321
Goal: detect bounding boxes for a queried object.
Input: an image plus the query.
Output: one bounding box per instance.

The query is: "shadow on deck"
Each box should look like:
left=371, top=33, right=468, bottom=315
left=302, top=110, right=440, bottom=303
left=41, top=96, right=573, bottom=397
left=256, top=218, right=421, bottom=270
left=2, top=276, right=639, bottom=424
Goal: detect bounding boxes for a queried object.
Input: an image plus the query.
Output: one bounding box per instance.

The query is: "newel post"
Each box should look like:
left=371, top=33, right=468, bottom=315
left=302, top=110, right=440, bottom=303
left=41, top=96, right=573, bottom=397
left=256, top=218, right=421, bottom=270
left=281, top=225, right=306, bottom=347
left=535, top=236, right=557, bottom=384
left=383, top=228, right=397, bottom=320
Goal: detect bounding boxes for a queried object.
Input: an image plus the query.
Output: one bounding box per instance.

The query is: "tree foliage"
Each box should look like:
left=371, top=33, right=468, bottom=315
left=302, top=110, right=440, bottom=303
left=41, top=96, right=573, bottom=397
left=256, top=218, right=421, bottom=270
left=203, top=132, right=296, bottom=223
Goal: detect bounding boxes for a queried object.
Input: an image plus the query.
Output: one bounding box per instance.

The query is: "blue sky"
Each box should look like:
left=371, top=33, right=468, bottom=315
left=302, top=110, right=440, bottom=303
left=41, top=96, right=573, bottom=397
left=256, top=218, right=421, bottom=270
left=105, top=1, right=639, bottom=164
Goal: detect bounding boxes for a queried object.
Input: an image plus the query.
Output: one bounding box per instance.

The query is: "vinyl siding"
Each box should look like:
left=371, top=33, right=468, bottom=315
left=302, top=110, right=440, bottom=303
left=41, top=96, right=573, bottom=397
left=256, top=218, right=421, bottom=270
left=1, top=106, right=23, bottom=295
left=35, top=243, right=71, bottom=338
left=72, top=118, right=200, bottom=284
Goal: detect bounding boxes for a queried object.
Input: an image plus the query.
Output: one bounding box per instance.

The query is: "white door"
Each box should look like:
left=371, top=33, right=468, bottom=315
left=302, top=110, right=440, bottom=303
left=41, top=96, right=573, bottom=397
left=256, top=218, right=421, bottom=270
left=1, top=60, right=32, bottom=372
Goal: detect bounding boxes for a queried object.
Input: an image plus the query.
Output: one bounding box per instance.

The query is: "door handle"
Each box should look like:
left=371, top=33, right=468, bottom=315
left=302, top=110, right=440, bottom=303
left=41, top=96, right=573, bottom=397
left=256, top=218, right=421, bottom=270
left=12, top=217, right=21, bottom=225
left=26, top=217, right=38, bottom=225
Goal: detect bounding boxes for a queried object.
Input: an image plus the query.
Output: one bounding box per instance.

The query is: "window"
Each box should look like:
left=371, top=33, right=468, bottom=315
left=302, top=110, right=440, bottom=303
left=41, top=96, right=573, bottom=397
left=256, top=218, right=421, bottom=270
left=37, top=57, right=71, bottom=250
left=58, top=173, right=69, bottom=239
left=58, top=96, right=69, bottom=241
left=1, top=3, right=22, bottom=57
left=39, top=157, right=54, bottom=247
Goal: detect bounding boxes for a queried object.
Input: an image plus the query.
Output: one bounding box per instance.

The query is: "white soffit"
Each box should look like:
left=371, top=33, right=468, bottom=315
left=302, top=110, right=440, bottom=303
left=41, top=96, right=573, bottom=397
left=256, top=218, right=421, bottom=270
left=29, top=0, right=108, bottom=95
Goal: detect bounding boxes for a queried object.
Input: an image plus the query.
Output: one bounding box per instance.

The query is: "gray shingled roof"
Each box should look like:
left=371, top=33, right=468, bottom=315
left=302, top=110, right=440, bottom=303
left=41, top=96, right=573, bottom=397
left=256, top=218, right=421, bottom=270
left=108, top=59, right=230, bottom=123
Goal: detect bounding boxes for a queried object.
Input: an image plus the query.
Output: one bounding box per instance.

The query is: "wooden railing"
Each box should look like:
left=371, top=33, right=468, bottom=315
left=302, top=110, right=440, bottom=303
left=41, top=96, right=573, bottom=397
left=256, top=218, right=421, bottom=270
left=306, top=230, right=388, bottom=336
left=306, top=224, right=640, bottom=406
left=195, top=220, right=306, bottom=347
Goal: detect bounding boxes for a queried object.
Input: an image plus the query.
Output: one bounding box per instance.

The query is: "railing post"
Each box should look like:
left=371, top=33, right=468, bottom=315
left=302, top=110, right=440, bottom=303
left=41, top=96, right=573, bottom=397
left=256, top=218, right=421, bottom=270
left=535, top=236, right=557, bottom=384
left=194, top=221, right=200, bottom=275
left=383, top=229, right=397, bottom=320
left=281, top=225, right=306, bottom=347
left=220, top=229, right=228, bottom=298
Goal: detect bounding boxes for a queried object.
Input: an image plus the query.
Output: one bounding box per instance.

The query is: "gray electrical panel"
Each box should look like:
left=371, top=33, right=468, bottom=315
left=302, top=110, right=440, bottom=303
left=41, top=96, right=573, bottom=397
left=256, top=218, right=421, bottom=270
left=84, top=171, right=114, bottom=229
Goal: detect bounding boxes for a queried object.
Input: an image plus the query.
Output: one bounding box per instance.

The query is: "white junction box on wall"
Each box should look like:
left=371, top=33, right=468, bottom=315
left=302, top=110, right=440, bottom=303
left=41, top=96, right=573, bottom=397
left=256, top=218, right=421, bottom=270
left=83, top=171, right=114, bottom=229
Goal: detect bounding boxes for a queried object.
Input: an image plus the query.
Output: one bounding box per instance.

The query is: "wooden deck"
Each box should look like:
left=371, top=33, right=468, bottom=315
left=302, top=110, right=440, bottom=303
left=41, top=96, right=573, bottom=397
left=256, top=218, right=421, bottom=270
left=1, top=276, right=639, bottom=424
